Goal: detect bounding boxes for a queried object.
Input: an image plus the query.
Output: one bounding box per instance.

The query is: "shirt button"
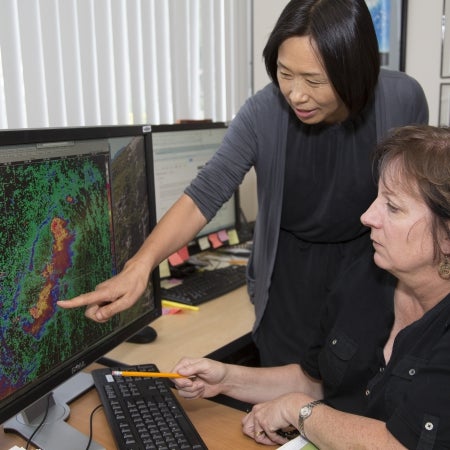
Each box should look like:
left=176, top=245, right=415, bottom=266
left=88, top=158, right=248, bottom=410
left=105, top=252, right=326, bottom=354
left=379, top=367, right=385, bottom=373
left=365, top=389, right=370, bottom=396
left=425, top=422, right=434, bottom=431
left=409, top=369, right=416, bottom=376
left=331, top=339, right=337, bottom=345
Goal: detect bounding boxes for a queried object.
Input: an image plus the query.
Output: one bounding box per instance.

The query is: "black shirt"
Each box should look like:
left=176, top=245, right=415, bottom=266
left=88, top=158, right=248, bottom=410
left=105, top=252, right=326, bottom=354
left=302, top=254, right=450, bottom=449
left=257, top=108, right=377, bottom=366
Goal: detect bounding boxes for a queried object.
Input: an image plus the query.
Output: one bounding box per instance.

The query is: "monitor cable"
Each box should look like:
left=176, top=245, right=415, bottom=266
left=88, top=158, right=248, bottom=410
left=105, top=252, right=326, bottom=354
left=85, top=404, right=103, bottom=450
left=25, top=395, right=51, bottom=450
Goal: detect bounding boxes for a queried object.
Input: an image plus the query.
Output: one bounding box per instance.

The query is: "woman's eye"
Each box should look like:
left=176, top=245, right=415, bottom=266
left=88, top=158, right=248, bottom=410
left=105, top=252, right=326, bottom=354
left=386, top=202, right=399, bottom=213
left=307, top=79, right=327, bottom=86
left=279, top=71, right=292, bottom=79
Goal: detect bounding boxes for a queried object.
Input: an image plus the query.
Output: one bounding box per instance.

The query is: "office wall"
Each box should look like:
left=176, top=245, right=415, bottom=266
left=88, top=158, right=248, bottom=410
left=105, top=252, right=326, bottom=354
left=405, top=0, right=442, bottom=125
left=239, top=0, right=444, bottom=222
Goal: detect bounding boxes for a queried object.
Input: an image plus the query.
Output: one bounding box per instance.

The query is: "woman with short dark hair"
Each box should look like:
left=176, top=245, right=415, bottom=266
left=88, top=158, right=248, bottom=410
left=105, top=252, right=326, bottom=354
left=59, top=0, right=429, bottom=369
left=263, top=0, right=380, bottom=117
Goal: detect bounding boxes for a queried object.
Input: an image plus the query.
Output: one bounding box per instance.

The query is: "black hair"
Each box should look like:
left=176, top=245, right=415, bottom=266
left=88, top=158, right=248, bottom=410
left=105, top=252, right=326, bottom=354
left=262, top=0, right=380, bottom=118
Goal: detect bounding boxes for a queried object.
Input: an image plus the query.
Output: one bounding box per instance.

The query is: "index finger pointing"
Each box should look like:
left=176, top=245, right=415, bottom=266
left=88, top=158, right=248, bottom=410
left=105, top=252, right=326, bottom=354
left=57, top=289, right=111, bottom=309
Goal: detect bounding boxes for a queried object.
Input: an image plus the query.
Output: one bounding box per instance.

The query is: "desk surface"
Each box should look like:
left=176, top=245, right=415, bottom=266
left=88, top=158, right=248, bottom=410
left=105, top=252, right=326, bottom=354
left=106, top=285, right=255, bottom=370
left=1, top=286, right=260, bottom=449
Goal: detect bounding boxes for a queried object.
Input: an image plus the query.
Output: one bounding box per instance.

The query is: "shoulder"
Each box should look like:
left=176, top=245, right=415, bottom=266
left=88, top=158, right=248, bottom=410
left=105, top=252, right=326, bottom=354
left=246, top=83, right=287, bottom=112
left=230, top=82, right=290, bottom=142
left=374, top=69, right=429, bottom=127
left=253, top=82, right=282, bottom=99
left=377, top=69, right=426, bottom=99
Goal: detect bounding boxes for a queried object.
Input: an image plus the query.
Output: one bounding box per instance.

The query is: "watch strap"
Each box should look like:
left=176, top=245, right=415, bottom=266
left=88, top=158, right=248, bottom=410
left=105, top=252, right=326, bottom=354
left=298, top=399, right=324, bottom=439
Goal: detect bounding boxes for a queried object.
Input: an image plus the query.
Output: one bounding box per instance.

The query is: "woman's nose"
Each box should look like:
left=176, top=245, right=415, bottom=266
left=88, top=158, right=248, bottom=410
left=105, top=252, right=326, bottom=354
left=360, top=200, right=379, bottom=228
left=289, top=79, right=309, bottom=103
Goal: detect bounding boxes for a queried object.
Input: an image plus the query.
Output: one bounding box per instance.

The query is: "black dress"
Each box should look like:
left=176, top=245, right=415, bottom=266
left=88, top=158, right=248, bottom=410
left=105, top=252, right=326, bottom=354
left=256, top=107, right=377, bottom=366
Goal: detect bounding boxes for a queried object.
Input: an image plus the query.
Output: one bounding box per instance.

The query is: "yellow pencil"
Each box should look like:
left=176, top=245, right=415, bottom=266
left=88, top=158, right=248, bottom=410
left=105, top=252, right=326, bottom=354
left=161, top=299, right=200, bottom=311
left=111, top=370, right=187, bottom=378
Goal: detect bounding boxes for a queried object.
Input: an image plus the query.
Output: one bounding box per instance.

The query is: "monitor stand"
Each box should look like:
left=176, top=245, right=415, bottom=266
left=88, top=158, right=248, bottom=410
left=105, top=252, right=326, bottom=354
left=3, top=372, right=104, bottom=450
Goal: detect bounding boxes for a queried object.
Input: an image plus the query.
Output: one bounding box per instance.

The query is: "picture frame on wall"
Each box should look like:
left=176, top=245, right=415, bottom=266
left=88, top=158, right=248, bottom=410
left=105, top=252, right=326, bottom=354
left=441, top=0, right=450, bottom=78
left=366, top=0, right=408, bottom=71
left=439, top=84, right=450, bottom=126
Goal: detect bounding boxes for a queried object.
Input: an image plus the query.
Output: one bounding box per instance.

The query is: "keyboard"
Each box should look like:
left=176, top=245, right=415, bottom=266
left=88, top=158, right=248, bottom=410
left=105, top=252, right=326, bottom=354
left=160, top=264, right=247, bottom=306
left=92, top=364, right=207, bottom=450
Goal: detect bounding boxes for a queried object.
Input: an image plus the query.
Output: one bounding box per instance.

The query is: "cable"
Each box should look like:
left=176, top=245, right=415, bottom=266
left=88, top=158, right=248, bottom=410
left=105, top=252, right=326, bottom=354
left=25, top=395, right=51, bottom=450
left=22, top=397, right=103, bottom=450
left=85, top=404, right=103, bottom=450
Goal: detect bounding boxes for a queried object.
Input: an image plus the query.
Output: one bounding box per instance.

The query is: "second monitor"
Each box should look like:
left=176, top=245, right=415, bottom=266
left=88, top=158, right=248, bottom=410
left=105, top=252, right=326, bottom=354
left=151, top=122, right=241, bottom=256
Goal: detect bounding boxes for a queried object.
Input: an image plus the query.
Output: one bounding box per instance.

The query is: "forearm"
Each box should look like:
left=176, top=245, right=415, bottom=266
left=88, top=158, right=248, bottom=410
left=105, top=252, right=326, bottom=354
left=127, top=194, right=207, bottom=271
left=221, top=363, right=323, bottom=404
left=300, top=404, right=406, bottom=450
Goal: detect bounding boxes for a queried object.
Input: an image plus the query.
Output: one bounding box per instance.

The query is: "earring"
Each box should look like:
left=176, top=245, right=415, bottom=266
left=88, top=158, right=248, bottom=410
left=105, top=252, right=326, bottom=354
left=438, top=254, right=450, bottom=280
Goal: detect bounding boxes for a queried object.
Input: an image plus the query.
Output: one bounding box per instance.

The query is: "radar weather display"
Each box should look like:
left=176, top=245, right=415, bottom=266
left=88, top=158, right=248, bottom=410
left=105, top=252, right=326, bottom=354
left=0, top=150, right=116, bottom=402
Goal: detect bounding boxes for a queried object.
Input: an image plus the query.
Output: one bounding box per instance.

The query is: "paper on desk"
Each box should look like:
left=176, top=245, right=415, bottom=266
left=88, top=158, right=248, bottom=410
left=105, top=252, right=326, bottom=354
left=277, top=435, right=319, bottom=449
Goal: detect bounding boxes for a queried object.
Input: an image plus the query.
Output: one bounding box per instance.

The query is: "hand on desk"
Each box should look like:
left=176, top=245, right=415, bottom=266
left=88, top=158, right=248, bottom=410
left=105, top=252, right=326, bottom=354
left=57, top=259, right=150, bottom=322
left=241, top=394, right=300, bottom=446
left=173, top=357, right=293, bottom=446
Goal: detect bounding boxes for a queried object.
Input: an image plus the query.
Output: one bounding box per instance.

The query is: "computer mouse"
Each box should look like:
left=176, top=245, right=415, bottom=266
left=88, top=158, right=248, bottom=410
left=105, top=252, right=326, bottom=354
left=127, top=326, right=158, bottom=344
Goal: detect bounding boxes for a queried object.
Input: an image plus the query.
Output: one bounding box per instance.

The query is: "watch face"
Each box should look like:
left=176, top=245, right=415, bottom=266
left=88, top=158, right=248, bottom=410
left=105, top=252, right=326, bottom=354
left=300, top=406, right=311, bottom=417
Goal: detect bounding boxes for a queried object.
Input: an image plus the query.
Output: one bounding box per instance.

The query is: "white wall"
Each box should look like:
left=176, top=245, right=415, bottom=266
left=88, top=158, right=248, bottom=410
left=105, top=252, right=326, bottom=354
left=406, top=0, right=443, bottom=125
left=240, top=0, right=444, bottom=222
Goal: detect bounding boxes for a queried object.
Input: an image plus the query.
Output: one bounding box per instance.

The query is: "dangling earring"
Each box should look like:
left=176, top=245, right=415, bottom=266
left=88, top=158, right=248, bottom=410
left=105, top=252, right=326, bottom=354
left=438, top=254, right=450, bottom=280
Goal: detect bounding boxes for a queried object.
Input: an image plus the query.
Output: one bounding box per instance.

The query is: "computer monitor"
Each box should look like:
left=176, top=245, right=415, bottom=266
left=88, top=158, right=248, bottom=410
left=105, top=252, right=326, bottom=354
left=0, top=125, right=161, bottom=449
left=151, top=122, right=241, bottom=264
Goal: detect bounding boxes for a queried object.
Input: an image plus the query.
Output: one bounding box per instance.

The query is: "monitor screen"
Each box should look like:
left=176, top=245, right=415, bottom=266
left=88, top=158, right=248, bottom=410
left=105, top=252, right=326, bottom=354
left=0, top=125, right=161, bottom=447
left=151, top=122, right=240, bottom=256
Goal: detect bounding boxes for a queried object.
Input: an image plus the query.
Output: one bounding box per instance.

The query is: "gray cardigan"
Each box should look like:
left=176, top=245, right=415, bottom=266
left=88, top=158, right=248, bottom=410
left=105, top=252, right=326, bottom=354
left=185, top=69, right=429, bottom=333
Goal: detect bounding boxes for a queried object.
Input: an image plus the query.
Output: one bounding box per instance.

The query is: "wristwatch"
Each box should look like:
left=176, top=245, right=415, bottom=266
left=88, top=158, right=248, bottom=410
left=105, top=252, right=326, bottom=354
left=298, top=400, right=324, bottom=438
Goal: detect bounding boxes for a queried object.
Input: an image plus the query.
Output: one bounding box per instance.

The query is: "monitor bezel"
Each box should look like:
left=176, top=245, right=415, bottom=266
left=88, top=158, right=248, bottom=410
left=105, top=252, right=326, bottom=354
left=0, top=124, right=161, bottom=425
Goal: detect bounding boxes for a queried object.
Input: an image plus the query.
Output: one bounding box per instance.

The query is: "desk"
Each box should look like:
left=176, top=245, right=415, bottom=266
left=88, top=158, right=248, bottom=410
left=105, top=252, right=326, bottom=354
left=106, top=285, right=256, bottom=370
left=0, top=287, right=261, bottom=449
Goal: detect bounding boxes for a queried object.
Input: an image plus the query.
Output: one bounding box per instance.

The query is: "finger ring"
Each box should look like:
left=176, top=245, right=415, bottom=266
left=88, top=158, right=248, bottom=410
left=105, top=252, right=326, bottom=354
left=256, top=430, right=265, bottom=437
